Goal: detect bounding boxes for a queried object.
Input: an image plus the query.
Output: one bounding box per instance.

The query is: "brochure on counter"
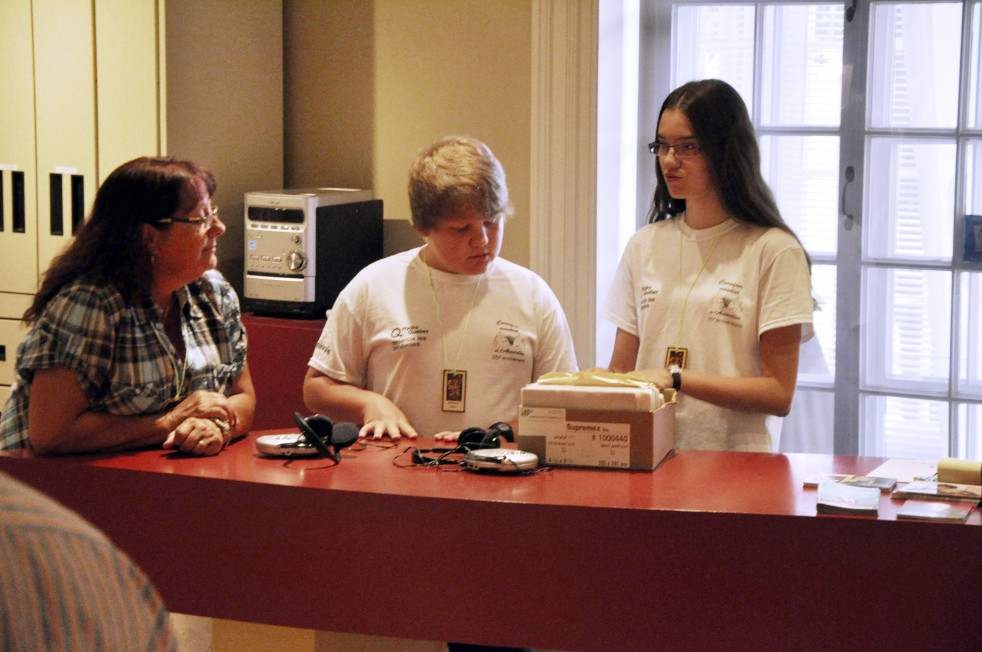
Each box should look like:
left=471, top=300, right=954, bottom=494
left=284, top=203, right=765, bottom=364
left=896, top=500, right=975, bottom=523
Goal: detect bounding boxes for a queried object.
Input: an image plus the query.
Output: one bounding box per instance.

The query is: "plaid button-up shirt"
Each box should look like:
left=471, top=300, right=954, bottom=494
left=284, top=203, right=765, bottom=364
left=0, top=270, right=247, bottom=449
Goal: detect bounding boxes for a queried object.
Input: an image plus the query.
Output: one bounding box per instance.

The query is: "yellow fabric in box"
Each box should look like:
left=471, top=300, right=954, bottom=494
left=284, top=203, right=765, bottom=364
left=524, top=371, right=664, bottom=411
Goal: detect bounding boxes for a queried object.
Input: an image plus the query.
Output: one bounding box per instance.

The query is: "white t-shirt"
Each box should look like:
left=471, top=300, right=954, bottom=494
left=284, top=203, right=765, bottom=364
left=602, top=217, right=813, bottom=451
left=309, top=247, right=578, bottom=436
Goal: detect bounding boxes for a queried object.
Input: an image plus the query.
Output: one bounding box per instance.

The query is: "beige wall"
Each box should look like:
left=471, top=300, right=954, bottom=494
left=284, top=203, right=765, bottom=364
left=284, top=0, right=374, bottom=191
left=166, top=0, right=285, bottom=294
left=284, top=0, right=533, bottom=266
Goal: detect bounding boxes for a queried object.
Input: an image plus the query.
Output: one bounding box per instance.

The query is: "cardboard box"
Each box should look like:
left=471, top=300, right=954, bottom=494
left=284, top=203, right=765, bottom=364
left=517, top=385, right=675, bottom=471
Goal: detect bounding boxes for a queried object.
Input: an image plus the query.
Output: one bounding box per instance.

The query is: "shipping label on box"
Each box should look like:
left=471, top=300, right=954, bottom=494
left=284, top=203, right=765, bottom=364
left=518, top=404, right=675, bottom=471
left=519, top=407, right=632, bottom=468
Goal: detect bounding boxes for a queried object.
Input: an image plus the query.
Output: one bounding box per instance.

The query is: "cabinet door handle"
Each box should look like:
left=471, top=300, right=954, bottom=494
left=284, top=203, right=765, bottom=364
left=71, top=174, right=84, bottom=234
left=49, top=173, right=64, bottom=236
left=12, top=171, right=25, bottom=234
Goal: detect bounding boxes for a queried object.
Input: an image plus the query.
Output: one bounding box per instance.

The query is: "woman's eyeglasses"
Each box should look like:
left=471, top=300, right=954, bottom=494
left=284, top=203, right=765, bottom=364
left=155, top=207, right=219, bottom=230
left=648, top=141, right=702, bottom=158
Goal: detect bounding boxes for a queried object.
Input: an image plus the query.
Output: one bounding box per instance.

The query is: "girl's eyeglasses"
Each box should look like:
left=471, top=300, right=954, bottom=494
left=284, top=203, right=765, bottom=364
left=648, top=142, right=701, bottom=158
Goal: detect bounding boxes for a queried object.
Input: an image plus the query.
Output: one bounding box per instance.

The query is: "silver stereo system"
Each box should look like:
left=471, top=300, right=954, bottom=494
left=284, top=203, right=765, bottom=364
left=243, top=188, right=383, bottom=317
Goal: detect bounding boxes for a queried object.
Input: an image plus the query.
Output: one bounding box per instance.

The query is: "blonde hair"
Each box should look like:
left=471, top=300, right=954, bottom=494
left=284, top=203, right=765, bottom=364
left=407, top=136, right=511, bottom=231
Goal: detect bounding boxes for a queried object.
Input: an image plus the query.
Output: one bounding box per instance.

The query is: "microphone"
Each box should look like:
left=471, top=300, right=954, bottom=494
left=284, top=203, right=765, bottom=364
left=330, top=422, right=360, bottom=454
left=292, top=412, right=359, bottom=463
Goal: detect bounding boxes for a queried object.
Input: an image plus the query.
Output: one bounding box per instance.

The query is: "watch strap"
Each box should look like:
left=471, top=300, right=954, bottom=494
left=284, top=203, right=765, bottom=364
left=668, top=365, right=682, bottom=392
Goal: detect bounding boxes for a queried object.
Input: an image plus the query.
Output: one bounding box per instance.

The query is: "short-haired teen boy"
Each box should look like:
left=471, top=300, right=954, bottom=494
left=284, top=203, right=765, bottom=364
left=303, top=136, right=577, bottom=441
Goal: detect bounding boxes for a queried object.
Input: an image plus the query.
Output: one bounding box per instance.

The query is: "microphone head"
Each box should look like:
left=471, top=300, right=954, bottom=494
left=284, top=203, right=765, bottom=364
left=331, top=422, right=360, bottom=451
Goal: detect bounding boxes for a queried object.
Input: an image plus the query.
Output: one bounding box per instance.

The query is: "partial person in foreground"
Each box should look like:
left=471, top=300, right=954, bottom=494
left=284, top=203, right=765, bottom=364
left=601, top=79, right=813, bottom=452
left=0, top=156, right=255, bottom=455
left=0, top=469, right=175, bottom=650
left=304, top=135, right=577, bottom=441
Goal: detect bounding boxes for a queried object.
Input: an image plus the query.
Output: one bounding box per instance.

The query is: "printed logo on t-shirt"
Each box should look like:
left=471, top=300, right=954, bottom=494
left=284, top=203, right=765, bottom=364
left=709, top=279, right=745, bottom=328
left=389, top=325, right=429, bottom=351
left=492, top=320, right=527, bottom=363
left=639, top=284, right=660, bottom=311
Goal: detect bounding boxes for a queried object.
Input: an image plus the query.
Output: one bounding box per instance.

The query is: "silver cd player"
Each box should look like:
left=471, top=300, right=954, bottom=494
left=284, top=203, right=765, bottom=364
left=243, top=188, right=383, bottom=317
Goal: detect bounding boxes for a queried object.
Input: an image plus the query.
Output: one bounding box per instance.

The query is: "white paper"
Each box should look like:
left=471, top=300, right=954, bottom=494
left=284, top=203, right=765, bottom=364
left=866, top=459, right=937, bottom=483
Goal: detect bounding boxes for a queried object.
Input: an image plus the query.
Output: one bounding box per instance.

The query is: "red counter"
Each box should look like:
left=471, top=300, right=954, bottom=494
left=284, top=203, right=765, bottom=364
left=1, top=435, right=979, bottom=651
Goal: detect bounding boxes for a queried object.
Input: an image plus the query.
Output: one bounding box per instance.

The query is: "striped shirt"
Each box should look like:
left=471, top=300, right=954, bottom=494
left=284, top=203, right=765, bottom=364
left=0, top=270, right=247, bottom=450
left=0, top=470, right=175, bottom=650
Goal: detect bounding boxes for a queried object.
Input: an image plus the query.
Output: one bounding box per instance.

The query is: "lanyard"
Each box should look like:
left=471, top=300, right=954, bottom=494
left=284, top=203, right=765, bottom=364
left=674, top=225, right=724, bottom=350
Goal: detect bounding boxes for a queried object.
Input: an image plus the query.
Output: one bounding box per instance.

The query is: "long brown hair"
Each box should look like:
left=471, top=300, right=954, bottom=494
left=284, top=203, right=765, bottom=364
left=24, top=156, right=216, bottom=323
left=650, top=80, right=796, bottom=234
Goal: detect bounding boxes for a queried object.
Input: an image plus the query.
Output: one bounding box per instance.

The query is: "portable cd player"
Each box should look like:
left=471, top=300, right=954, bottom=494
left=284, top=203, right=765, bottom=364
left=463, top=448, right=538, bottom=473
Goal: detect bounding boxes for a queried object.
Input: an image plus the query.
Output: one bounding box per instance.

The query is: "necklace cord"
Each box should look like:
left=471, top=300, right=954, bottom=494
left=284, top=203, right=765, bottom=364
left=675, top=227, right=725, bottom=350
left=151, top=305, right=186, bottom=400
left=424, top=251, right=483, bottom=372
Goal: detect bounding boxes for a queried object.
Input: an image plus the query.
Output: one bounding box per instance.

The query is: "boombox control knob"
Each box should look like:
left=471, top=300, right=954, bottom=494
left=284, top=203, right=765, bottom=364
left=287, top=251, right=306, bottom=271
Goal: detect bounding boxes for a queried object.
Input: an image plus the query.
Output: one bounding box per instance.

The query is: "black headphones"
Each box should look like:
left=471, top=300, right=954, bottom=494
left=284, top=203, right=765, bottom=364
left=293, top=412, right=360, bottom=463
left=457, top=422, right=514, bottom=450
left=403, top=422, right=515, bottom=467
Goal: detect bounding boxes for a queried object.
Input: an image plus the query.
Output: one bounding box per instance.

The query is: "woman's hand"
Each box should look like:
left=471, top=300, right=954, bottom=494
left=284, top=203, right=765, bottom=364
left=607, top=329, right=673, bottom=390
left=160, top=390, right=236, bottom=455
left=162, top=416, right=230, bottom=456
left=631, top=367, right=675, bottom=391
left=163, top=390, right=236, bottom=432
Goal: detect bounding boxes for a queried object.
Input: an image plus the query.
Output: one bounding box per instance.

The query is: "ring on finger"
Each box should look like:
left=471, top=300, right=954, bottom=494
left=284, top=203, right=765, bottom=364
left=208, top=417, right=231, bottom=434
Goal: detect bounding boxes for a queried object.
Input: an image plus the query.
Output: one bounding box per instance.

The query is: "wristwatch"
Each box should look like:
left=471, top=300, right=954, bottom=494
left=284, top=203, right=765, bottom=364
left=668, top=364, right=682, bottom=392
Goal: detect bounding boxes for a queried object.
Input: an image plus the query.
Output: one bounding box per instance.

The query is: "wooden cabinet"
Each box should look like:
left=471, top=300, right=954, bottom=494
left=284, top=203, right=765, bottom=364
left=0, top=0, right=40, bottom=297
left=32, top=0, right=99, bottom=277
left=93, top=0, right=162, bottom=181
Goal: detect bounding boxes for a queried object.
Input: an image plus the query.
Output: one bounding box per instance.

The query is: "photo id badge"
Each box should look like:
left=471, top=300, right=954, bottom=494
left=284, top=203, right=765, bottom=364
left=665, top=347, right=688, bottom=369
left=442, top=369, right=466, bottom=412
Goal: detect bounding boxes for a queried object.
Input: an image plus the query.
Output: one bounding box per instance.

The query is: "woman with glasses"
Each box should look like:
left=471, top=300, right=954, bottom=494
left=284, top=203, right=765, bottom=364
left=0, top=156, right=255, bottom=455
left=601, top=79, right=813, bottom=452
